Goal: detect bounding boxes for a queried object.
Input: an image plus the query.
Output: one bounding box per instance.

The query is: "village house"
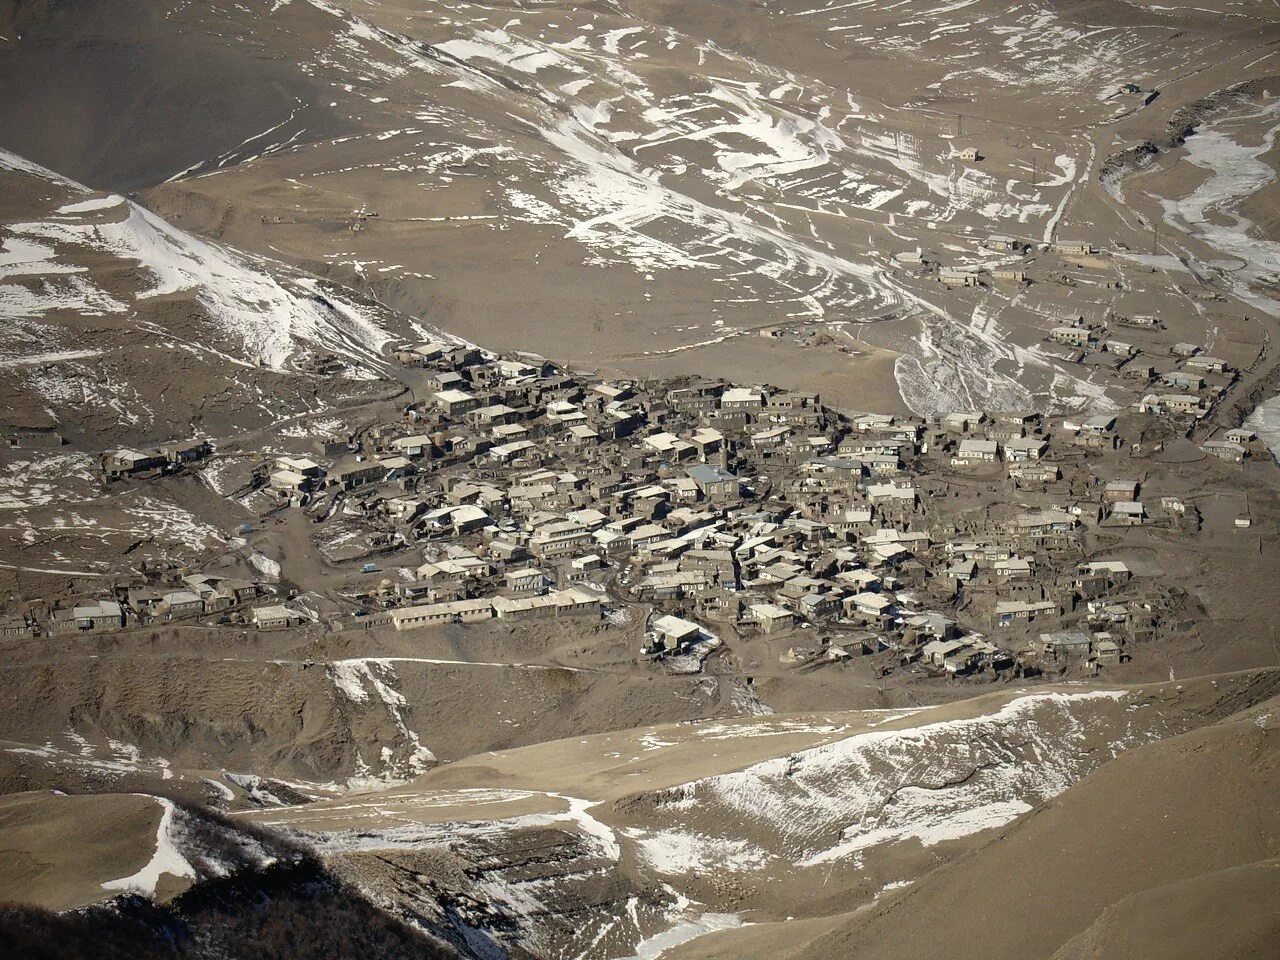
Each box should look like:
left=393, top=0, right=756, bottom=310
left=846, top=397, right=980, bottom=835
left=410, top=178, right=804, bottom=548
left=637, top=569, right=715, bottom=601
left=993, top=557, right=1034, bottom=578
left=866, top=482, right=917, bottom=508
left=435, top=388, right=480, bottom=417
left=4, top=425, right=63, bottom=449
left=161, top=438, right=211, bottom=465
left=1139, top=394, right=1203, bottom=416
left=985, top=235, right=1024, bottom=252
left=1010, top=510, right=1076, bottom=537
left=425, top=369, right=465, bottom=391
left=1103, top=479, right=1139, bottom=502
left=530, top=519, right=595, bottom=559
left=504, top=567, right=550, bottom=596
left=102, top=449, right=165, bottom=478
left=1107, top=500, right=1146, bottom=525
left=721, top=386, right=757, bottom=412
left=391, top=598, right=495, bottom=629
left=1184, top=355, right=1228, bottom=374
left=687, top=463, right=741, bottom=502
left=251, top=605, right=305, bottom=631
left=994, top=598, right=1059, bottom=627
left=1009, top=461, right=1060, bottom=484
left=1162, top=371, right=1205, bottom=392
left=71, top=600, right=125, bottom=632
left=749, top=602, right=795, bottom=634
left=992, top=267, right=1027, bottom=283
left=1038, top=630, right=1095, bottom=662
left=939, top=267, right=980, bottom=288
left=1102, top=339, right=1136, bottom=357
left=1003, top=436, right=1047, bottom=462
left=650, top=614, right=702, bottom=653
left=848, top=590, right=896, bottom=625
left=0, top=615, right=34, bottom=638
left=1050, top=240, right=1094, bottom=256
left=691, top=428, right=725, bottom=459
left=953, top=438, right=1000, bottom=466
left=156, top=590, right=203, bottom=618
left=330, top=460, right=389, bottom=491
left=392, top=435, right=434, bottom=459
left=492, top=588, right=600, bottom=622
left=1050, top=326, right=1091, bottom=348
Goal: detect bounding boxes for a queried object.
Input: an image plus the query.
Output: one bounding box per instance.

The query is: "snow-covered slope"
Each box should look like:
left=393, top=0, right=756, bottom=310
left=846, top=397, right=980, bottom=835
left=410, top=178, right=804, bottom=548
left=0, top=147, right=422, bottom=447
left=4, top=0, right=1276, bottom=415
left=622, top=690, right=1158, bottom=875
left=1, top=149, right=396, bottom=377
left=244, top=678, right=1266, bottom=960
left=102, top=0, right=1242, bottom=415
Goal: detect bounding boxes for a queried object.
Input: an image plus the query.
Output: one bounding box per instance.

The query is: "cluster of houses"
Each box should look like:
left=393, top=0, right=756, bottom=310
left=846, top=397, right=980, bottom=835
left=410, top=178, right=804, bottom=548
left=895, top=235, right=1101, bottom=290
left=102, top=439, right=212, bottom=479
left=1041, top=321, right=1238, bottom=423
left=0, top=571, right=276, bottom=639
left=152, top=340, right=1241, bottom=680
left=64, top=313, right=1267, bottom=682
left=893, top=232, right=1248, bottom=432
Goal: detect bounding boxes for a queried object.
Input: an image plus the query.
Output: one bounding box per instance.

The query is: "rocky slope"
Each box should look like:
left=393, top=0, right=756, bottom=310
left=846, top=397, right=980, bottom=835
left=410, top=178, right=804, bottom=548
left=788, top=692, right=1280, bottom=960
left=0, top=150, right=412, bottom=444
left=239, top=671, right=1280, bottom=960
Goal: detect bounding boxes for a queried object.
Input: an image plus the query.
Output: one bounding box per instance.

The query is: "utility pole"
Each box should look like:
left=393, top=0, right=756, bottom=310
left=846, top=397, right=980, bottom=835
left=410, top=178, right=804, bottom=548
left=1031, top=156, right=1038, bottom=189
left=1152, top=220, right=1159, bottom=256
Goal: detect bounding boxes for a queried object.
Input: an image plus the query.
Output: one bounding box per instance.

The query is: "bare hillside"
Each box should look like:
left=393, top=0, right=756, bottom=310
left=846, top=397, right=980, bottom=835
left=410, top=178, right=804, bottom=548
left=783, top=695, right=1280, bottom=960
left=2, top=1, right=1280, bottom=957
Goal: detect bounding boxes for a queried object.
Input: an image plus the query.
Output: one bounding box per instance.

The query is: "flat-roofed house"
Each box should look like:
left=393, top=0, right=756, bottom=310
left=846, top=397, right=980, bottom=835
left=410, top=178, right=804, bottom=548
left=435, top=388, right=480, bottom=417
left=392, top=435, right=433, bottom=459
left=1051, top=240, right=1093, bottom=256
left=72, top=600, right=125, bottom=631
left=391, top=598, right=494, bottom=630
left=102, top=449, right=164, bottom=478
left=161, top=439, right=211, bottom=464
left=1185, top=356, right=1228, bottom=374
left=994, top=599, right=1058, bottom=627
left=504, top=567, right=550, bottom=596
left=530, top=519, right=595, bottom=559
left=1004, top=437, right=1047, bottom=462
left=986, top=235, right=1023, bottom=252
left=953, top=438, right=999, bottom=465
left=721, top=387, right=765, bottom=411
left=687, top=463, right=741, bottom=501
left=749, top=603, right=795, bottom=634
left=1202, top=440, right=1246, bottom=463
left=1139, top=393, right=1203, bottom=416
left=252, top=604, right=304, bottom=630
left=1050, top=326, right=1091, bottom=347
left=1039, top=630, right=1093, bottom=661
left=651, top=614, right=702, bottom=652
left=939, top=267, right=979, bottom=288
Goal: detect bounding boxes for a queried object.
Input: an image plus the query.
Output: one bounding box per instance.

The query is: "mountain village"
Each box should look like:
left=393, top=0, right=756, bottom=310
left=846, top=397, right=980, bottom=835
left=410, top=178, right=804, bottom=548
left=7, top=331, right=1265, bottom=687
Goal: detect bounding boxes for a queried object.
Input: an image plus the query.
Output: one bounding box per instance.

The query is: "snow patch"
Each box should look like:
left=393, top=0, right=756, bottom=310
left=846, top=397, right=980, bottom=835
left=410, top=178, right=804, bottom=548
left=101, top=797, right=196, bottom=896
